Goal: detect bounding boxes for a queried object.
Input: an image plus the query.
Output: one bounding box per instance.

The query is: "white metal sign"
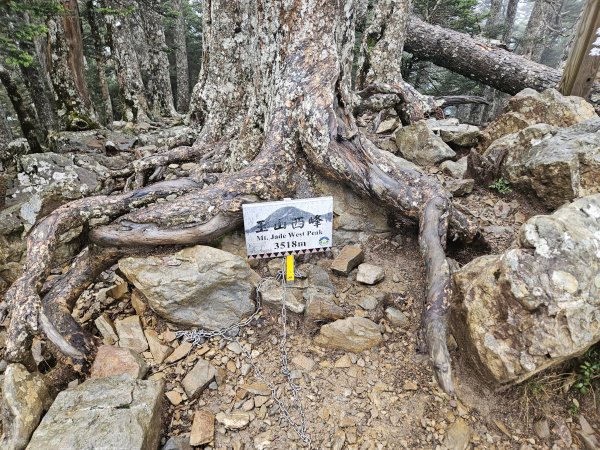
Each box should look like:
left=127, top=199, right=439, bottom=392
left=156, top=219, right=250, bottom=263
left=242, top=197, right=333, bottom=259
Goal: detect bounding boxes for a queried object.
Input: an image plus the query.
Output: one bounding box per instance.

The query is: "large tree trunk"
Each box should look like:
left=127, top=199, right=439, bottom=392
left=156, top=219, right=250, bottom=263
left=46, top=0, right=98, bottom=130
left=519, top=0, right=559, bottom=62
left=404, top=16, right=600, bottom=100
left=4, top=0, right=479, bottom=397
left=502, top=0, right=520, bottom=43
left=104, top=0, right=151, bottom=122
left=0, top=64, right=45, bottom=154
left=141, top=4, right=177, bottom=118
left=173, top=0, right=190, bottom=113
left=85, top=0, right=114, bottom=125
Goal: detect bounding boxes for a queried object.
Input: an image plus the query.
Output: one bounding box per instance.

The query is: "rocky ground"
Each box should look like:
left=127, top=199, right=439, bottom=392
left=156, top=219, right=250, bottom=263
left=2, top=88, right=600, bottom=449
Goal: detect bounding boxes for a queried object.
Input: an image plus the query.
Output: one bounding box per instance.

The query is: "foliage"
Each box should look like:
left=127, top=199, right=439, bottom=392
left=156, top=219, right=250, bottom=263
left=489, top=177, right=512, bottom=194
left=0, top=0, right=63, bottom=67
left=413, top=0, right=481, bottom=34
left=488, top=177, right=512, bottom=194
left=574, top=347, right=600, bottom=396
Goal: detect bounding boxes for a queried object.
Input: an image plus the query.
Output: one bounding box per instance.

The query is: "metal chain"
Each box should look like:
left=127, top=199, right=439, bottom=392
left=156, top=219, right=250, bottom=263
left=176, top=258, right=314, bottom=449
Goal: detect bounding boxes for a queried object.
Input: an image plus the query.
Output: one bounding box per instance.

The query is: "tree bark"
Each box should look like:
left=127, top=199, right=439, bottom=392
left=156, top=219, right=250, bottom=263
left=0, top=64, right=44, bottom=154
left=173, top=0, right=190, bottom=113
left=46, top=0, right=98, bottom=130
left=502, top=0, right=520, bottom=43
left=85, top=0, right=114, bottom=125
left=104, top=0, right=151, bottom=122
left=141, top=4, right=177, bottom=118
left=404, top=16, right=600, bottom=99
left=5, top=0, right=480, bottom=397
left=485, top=0, right=504, bottom=39
left=518, top=0, right=558, bottom=62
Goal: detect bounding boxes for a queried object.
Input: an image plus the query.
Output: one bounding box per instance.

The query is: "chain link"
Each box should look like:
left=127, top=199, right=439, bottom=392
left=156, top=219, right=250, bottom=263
left=176, top=258, right=314, bottom=449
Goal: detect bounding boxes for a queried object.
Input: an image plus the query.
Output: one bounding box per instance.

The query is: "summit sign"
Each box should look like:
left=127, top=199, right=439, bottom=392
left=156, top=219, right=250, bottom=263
left=242, top=197, right=333, bottom=259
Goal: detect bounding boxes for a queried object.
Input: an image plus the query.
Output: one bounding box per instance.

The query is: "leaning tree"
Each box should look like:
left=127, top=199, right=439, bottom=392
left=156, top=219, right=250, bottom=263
left=5, top=0, right=479, bottom=394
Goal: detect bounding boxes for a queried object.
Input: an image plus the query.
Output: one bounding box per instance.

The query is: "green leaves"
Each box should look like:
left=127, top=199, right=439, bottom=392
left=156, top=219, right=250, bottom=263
left=0, top=0, right=63, bottom=67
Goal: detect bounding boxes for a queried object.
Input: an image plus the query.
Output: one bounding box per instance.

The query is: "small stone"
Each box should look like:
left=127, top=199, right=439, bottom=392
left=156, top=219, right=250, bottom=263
left=304, top=291, right=345, bottom=321
left=376, top=118, right=397, bottom=134
left=403, top=381, right=418, bottom=391
left=356, top=264, right=385, bottom=285
left=334, top=354, right=353, bottom=368
left=254, top=396, right=269, bottom=407
left=494, top=200, right=512, bottom=218
left=444, top=418, right=472, bottom=450
left=533, top=419, right=550, bottom=439
left=94, top=313, right=119, bottom=345
left=182, top=359, right=216, bottom=399
left=440, top=157, right=468, bottom=179
left=241, top=398, right=254, bottom=411
left=331, top=246, right=364, bottom=276
left=240, top=382, right=271, bottom=396
left=332, top=429, right=346, bottom=450
left=315, top=317, right=383, bottom=352
left=108, top=281, right=128, bottom=300
left=385, top=307, right=410, bottom=328
left=162, top=436, right=192, bottom=450
left=358, top=295, right=378, bottom=310
left=131, top=289, right=147, bottom=315
left=446, top=179, right=474, bottom=197
left=164, top=342, right=193, bottom=364
left=165, top=390, right=183, bottom=406
left=215, top=411, right=251, bottom=430
left=226, top=360, right=237, bottom=373
left=115, top=315, right=148, bottom=353
left=291, top=355, right=316, bottom=372
left=190, top=410, right=215, bottom=446
left=145, top=330, right=173, bottom=364
left=90, top=345, right=148, bottom=379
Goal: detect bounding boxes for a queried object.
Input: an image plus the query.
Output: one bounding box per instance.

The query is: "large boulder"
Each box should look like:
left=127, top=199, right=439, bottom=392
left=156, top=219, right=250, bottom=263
left=26, top=376, right=164, bottom=450
left=452, top=194, right=600, bottom=384
left=119, top=246, right=260, bottom=329
left=483, top=119, right=600, bottom=209
left=0, top=364, right=53, bottom=450
left=394, top=121, right=456, bottom=166
left=480, top=88, right=596, bottom=150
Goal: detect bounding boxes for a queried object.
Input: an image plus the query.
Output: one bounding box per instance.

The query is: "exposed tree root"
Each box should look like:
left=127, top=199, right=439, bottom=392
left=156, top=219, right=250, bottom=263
left=4, top=0, right=479, bottom=395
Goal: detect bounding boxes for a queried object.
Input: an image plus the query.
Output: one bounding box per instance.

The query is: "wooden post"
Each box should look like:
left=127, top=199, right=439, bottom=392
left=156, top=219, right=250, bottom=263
left=558, top=0, right=600, bottom=98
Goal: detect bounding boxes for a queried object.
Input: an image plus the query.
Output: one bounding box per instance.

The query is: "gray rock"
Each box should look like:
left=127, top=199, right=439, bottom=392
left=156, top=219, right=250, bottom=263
left=0, top=364, right=52, bottom=450
left=452, top=194, right=600, bottom=384
left=358, top=296, right=378, bottom=310
left=26, top=375, right=163, bottom=450
left=314, top=317, right=383, bottom=352
left=495, top=119, right=600, bottom=209
left=385, top=307, right=409, bottom=328
left=304, top=291, right=345, bottom=321
left=481, top=88, right=597, bottom=150
left=115, top=315, right=149, bottom=353
left=163, top=436, right=192, bottom=450
left=119, top=246, right=260, bottom=329
left=533, top=419, right=550, bottom=439
left=356, top=263, right=385, bottom=285
left=444, top=419, right=471, bottom=450
left=331, top=246, right=364, bottom=276
left=260, top=279, right=305, bottom=313
left=426, top=119, right=481, bottom=147
left=394, top=121, right=456, bottom=166
left=215, top=411, right=251, bottom=430
left=182, top=358, right=217, bottom=399
left=90, top=345, right=148, bottom=379
left=445, top=179, right=474, bottom=197
left=440, top=157, right=468, bottom=179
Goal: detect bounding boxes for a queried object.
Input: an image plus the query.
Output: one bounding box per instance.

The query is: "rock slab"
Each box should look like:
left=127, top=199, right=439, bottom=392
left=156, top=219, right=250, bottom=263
left=182, top=358, right=217, bottom=399
left=331, top=246, right=364, bottom=276
left=26, top=375, right=163, bottom=450
left=394, top=121, right=456, bottom=166
left=356, top=263, right=385, bottom=285
left=119, top=246, right=260, bottom=329
left=90, top=345, right=149, bottom=379
left=315, top=317, right=383, bottom=352
left=190, top=410, right=215, bottom=446
left=0, top=364, right=52, bottom=450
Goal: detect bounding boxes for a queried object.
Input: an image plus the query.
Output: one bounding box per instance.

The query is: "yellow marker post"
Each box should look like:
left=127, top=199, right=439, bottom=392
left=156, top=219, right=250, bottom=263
left=285, top=255, right=295, bottom=282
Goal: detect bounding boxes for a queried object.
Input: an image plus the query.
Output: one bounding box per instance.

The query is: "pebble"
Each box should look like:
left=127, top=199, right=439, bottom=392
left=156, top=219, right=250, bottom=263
left=190, top=410, right=214, bottom=446
left=358, top=296, right=378, bottom=310
left=165, top=390, right=183, bottom=406
left=164, top=342, right=193, bottom=364
left=291, top=354, right=316, bottom=372
left=356, top=264, right=385, bottom=285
